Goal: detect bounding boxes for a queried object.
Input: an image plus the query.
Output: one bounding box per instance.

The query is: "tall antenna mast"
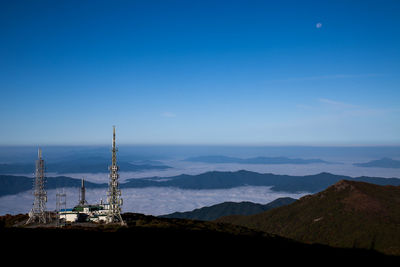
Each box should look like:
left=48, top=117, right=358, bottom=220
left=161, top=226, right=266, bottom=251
left=26, top=148, right=48, bottom=224
left=106, top=126, right=124, bottom=224
left=79, top=178, right=87, bottom=206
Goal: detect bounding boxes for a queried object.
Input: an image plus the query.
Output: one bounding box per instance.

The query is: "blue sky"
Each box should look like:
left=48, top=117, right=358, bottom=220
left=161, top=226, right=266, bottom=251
left=1, top=0, right=400, bottom=145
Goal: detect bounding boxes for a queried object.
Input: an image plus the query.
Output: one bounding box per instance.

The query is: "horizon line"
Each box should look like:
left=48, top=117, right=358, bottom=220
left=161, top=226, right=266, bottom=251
left=1, top=143, right=400, bottom=148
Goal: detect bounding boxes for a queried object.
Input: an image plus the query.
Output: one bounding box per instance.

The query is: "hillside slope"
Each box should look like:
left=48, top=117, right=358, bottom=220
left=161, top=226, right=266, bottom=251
left=160, top=197, right=296, bottom=221
left=217, top=180, right=400, bottom=255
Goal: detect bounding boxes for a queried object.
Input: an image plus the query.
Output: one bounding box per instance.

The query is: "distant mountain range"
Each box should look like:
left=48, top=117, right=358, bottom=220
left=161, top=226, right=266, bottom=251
left=1, top=170, right=400, bottom=197
left=354, top=157, right=400, bottom=168
left=184, top=155, right=332, bottom=164
left=0, top=157, right=171, bottom=174
left=217, top=180, right=400, bottom=255
left=160, top=197, right=297, bottom=221
left=122, top=170, right=400, bottom=193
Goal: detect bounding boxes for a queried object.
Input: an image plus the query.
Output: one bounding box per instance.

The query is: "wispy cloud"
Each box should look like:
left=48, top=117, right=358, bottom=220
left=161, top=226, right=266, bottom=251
left=295, top=104, right=314, bottom=110
left=295, top=98, right=394, bottom=118
left=296, top=98, right=360, bottom=111
left=318, top=98, right=360, bottom=109
left=161, top=112, right=176, bottom=118
left=268, top=73, right=384, bottom=83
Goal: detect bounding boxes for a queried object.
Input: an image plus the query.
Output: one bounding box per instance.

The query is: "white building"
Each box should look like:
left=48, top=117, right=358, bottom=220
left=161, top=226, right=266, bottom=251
left=58, top=203, right=110, bottom=223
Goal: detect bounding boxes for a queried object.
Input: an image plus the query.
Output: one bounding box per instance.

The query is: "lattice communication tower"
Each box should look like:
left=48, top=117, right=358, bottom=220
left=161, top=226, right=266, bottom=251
left=106, top=126, right=124, bottom=224
left=26, top=148, right=48, bottom=224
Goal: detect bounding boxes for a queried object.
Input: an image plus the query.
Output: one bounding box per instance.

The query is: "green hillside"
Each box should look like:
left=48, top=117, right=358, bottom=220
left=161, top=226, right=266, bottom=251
left=217, top=180, right=400, bottom=255
left=160, top=197, right=296, bottom=221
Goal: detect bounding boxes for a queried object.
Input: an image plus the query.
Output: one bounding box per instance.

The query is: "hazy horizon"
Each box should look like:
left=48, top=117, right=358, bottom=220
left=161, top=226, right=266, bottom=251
left=1, top=145, right=399, bottom=181
left=1, top=144, right=400, bottom=162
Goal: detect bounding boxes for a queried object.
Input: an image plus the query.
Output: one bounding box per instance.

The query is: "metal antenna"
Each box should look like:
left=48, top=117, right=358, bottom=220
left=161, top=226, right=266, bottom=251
left=79, top=178, right=88, bottom=206
left=106, top=126, right=124, bottom=224
left=26, top=148, right=48, bottom=224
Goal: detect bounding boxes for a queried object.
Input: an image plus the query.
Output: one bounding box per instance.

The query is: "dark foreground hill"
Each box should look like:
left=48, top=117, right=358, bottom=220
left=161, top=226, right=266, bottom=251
left=160, top=197, right=296, bottom=221
left=0, top=213, right=398, bottom=264
left=217, top=180, right=400, bottom=256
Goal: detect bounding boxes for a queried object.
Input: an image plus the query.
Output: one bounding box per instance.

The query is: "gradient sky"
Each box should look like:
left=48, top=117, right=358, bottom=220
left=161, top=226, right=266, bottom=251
left=1, top=0, right=400, bottom=145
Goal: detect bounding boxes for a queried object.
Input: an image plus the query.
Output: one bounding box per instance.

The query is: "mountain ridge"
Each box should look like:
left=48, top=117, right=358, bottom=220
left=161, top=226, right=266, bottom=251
left=159, top=197, right=297, bottom=221
left=1, top=170, right=400, bottom=197
left=123, top=170, right=400, bottom=192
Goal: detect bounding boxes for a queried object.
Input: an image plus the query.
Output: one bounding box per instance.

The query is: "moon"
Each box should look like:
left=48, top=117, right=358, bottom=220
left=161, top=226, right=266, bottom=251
left=316, top=22, right=322, bottom=29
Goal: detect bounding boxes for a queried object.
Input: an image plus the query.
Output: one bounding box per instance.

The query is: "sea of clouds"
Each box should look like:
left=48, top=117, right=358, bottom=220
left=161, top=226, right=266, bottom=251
left=2, top=158, right=399, bottom=216
left=0, top=186, right=308, bottom=216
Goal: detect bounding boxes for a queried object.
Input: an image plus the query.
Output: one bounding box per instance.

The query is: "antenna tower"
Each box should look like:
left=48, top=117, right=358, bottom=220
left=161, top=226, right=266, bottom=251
left=26, top=148, right=48, bottom=224
left=79, top=178, right=88, bottom=206
left=106, top=126, right=124, bottom=224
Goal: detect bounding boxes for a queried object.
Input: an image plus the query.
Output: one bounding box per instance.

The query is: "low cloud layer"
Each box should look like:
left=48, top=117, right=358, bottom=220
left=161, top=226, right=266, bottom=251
left=0, top=186, right=307, bottom=216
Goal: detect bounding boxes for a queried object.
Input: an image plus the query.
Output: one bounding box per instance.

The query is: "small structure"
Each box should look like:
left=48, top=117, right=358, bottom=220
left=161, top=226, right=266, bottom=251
left=58, top=179, right=110, bottom=223
left=58, top=203, right=109, bottom=223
